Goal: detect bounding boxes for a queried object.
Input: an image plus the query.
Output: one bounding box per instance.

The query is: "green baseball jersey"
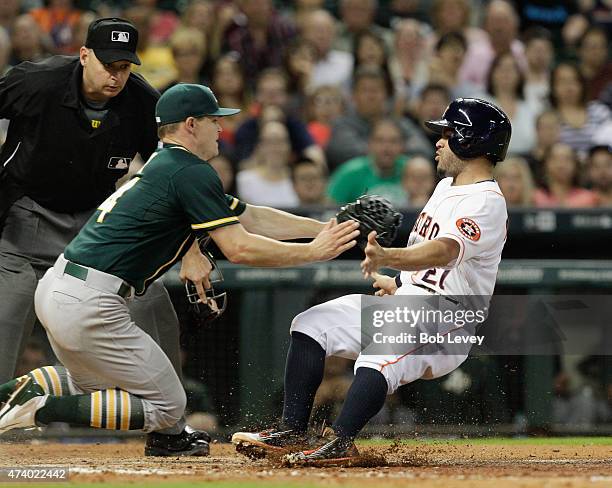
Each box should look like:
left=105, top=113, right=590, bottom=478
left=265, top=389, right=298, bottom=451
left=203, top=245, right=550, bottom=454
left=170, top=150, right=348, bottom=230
left=64, top=143, right=245, bottom=295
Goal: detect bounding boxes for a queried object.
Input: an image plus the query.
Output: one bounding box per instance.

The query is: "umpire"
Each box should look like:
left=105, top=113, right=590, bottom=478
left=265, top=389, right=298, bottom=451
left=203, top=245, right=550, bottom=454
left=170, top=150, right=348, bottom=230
left=0, top=17, right=190, bottom=446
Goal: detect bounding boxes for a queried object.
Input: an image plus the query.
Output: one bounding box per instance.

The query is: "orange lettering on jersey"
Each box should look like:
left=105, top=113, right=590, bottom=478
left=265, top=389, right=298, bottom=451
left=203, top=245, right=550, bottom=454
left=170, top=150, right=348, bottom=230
left=456, top=218, right=481, bottom=241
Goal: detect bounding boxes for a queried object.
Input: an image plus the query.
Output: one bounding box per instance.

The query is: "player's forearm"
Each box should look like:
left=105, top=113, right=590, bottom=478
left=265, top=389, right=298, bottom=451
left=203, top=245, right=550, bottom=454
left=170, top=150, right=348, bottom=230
left=381, top=239, right=458, bottom=271
left=241, top=204, right=325, bottom=240
left=230, top=233, right=318, bottom=267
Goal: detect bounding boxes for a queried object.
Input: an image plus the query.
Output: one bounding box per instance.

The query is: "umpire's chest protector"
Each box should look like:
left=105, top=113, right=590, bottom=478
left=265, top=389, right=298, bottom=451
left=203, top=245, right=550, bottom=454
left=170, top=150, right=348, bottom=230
left=0, top=56, right=159, bottom=213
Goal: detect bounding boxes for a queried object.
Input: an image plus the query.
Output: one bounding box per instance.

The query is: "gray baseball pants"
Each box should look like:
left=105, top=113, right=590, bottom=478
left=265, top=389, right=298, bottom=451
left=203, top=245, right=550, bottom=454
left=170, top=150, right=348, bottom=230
left=35, top=254, right=186, bottom=432
left=0, top=196, right=183, bottom=390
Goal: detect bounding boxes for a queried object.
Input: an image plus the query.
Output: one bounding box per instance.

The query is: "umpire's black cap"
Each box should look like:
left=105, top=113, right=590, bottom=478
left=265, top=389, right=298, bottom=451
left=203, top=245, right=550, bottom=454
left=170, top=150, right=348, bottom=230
left=85, top=18, right=141, bottom=65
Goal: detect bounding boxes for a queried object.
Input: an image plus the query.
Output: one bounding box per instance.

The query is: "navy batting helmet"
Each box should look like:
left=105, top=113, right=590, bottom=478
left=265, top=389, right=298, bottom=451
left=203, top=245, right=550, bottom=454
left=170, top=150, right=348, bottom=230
left=425, top=98, right=512, bottom=164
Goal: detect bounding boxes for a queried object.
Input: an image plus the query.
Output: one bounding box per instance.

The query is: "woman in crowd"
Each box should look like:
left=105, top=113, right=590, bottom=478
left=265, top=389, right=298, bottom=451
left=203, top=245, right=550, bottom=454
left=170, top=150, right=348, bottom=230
left=305, top=85, right=346, bottom=149
left=236, top=121, right=299, bottom=207
left=401, top=156, right=436, bottom=208
left=534, top=142, right=597, bottom=208
left=389, top=19, right=429, bottom=114
left=417, top=31, right=482, bottom=101
left=283, top=39, right=317, bottom=119
left=550, top=62, right=612, bottom=160
left=161, top=27, right=208, bottom=93
left=525, top=110, right=561, bottom=184
left=211, top=54, right=250, bottom=148
left=577, top=26, right=611, bottom=102
left=495, top=157, right=536, bottom=207
left=485, top=52, right=540, bottom=155
left=352, top=29, right=394, bottom=96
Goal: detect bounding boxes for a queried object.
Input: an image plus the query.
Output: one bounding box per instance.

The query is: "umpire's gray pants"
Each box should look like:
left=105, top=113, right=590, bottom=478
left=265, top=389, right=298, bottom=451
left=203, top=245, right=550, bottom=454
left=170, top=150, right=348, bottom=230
left=0, top=196, right=183, bottom=388
left=35, top=255, right=186, bottom=432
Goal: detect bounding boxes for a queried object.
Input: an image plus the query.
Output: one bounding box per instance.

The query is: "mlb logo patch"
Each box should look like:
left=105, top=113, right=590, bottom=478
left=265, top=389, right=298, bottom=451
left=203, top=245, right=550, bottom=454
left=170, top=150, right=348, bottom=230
left=108, top=157, right=132, bottom=170
left=111, top=31, right=130, bottom=43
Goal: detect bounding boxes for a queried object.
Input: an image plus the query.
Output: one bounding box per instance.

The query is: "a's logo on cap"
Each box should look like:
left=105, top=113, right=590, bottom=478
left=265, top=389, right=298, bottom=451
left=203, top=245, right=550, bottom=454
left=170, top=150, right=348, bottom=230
left=111, top=31, right=130, bottom=42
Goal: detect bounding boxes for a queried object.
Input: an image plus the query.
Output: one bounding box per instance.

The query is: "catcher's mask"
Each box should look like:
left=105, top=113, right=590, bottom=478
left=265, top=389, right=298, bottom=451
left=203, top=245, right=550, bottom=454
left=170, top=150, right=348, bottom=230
left=185, top=251, right=227, bottom=323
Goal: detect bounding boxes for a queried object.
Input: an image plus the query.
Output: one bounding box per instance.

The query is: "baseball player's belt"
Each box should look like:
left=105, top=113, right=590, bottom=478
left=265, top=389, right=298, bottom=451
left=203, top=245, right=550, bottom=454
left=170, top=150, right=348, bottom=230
left=413, top=283, right=460, bottom=306
left=63, top=261, right=132, bottom=298
left=394, top=274, right=460, bottom=306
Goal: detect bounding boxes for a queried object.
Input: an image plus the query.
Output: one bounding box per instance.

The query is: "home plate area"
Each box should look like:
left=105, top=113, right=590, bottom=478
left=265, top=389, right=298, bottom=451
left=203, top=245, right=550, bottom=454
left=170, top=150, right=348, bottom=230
left=0, top=439, right=611, bottom=487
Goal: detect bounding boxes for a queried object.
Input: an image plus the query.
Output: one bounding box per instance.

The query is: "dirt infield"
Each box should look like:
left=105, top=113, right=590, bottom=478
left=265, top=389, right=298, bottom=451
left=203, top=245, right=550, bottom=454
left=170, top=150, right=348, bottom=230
left=0, top=440, right=610, bottom=487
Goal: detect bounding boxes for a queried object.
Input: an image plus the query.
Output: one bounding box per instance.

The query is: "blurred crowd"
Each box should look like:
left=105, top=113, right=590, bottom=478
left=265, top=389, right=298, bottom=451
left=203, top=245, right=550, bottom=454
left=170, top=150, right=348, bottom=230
left=0, top=0, right=611, bottom=208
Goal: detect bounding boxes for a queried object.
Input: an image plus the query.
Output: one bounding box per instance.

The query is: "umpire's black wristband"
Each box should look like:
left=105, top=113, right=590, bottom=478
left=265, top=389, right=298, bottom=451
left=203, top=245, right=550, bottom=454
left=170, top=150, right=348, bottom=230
left=395, top=273, right=402, bottom=288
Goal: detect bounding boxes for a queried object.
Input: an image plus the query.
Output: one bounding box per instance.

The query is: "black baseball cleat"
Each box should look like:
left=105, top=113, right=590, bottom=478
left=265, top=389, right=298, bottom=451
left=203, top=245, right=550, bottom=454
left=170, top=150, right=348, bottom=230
left=282, top=432, right=359, bottom=466
left=231, top=427, right=308, bottom=459
left=144, top=427, right=211, bottom=457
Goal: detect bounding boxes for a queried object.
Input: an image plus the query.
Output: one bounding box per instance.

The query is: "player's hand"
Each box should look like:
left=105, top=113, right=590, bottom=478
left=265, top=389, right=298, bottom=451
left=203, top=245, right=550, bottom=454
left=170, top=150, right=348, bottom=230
left=310, top=218, right=360, bottom=261
left=361, top=231, right=386, bottom=278
left=370, top=271, right=397, bottom=296
left=180, top=242, right=212, bottom=303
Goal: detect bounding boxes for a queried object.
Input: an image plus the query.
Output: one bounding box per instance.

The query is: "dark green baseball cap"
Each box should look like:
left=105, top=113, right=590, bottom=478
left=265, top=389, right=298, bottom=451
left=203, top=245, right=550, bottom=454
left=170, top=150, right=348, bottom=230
left=155, top=84, right=240, bottom=126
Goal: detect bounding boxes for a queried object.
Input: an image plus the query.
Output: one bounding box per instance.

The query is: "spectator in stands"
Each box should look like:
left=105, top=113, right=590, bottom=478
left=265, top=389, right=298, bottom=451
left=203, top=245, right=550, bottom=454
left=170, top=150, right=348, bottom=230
left=550, top=62, right=612, bottom=160
left=495, top=157, right=536, bottom=207
left=460, top=0, right=526, bottom=90
left=406, top=84, right=451, bottom=152
left=291, top=157, right=329, bottom=206
left=29, top=0, right=80, bottom=54
left=334, top=0, right=392, bottom=53
left=401, top=155, right=436, bottom=208
left=67, top=11, right=95, bottom=55
left=0, top=0, right=20, bottom=32
left=417, top=32, right=482, bottom=102
left=300, top=9, right=353, bottom=92
left=485, top=52, right=539, bottom=156
left=209, top=152, right=236, bottom=195
left=327, top=118, right=409, bottom=206
left=211, top=54, right=250, bottom=149
left=588, top=145, right=612, bottom=207
left=577, top=26, right=612, bottom=102
left=326, top=67, right=431, bottom=170
left=525, top=110, right=561, bottom=183
left=134, top=0, right=179, bottom=44
left=353, top=29, right=393, bottom=95
left=535, top=142, right=598, bottom=208
left=305, top=84, right=346, bottom=148
left=182, top=0, right=232, bottom=61
left=161, top=27, right=207, bottom=93
left=389, top=18, right=429, bottom=114
left=523, top=27, right=554, bottom=112
left=234, top=68, right=324, bottom=166
left=124, top=5, right=177, bottom=90
left=236, top=121, right=299, bottom=207
left=9, top=14, right=48, bottom=66
left=283, top=38, right=317, bottom=118
left=223, top=0, right=296, bottom=89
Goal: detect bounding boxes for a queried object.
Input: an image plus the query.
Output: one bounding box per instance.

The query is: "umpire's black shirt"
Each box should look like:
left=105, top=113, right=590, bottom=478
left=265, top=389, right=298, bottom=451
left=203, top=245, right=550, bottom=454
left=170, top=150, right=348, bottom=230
left=0, top=56, right=159, bottom=213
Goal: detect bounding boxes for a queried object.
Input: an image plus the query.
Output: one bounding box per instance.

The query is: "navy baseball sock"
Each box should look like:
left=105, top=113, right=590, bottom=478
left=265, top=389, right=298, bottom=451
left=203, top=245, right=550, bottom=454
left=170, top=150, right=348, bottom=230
left=282, top=331, right=326, bottom=433
left=332, top=367, right=388, bottom=438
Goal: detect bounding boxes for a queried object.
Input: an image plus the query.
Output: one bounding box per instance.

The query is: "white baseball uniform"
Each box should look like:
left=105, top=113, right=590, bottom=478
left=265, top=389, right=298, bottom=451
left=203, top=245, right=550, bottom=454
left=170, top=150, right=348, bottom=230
left=291, top=177, right=507, bottom=393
